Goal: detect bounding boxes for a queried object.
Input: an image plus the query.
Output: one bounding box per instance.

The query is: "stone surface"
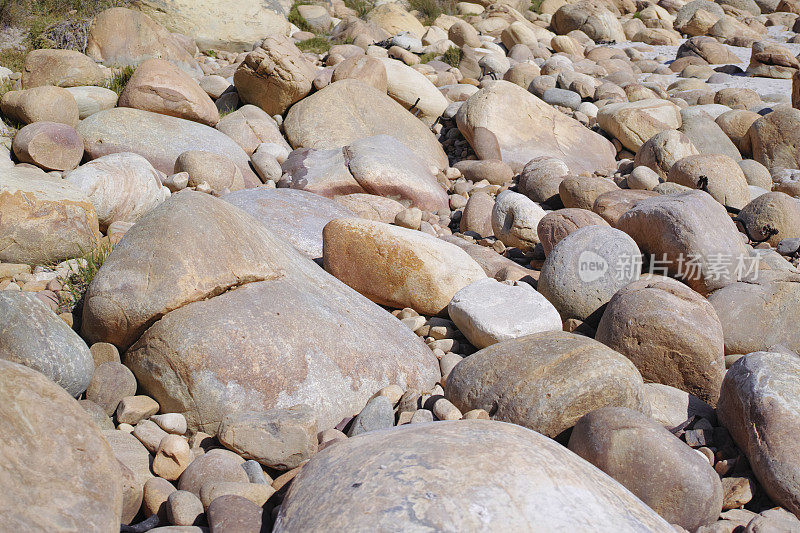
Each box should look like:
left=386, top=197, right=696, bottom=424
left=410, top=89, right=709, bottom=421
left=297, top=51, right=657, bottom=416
left=667, top=153, right=750, bottom=210
left=456, top=80, right=616, bottom=174
left=0, top=359, right=122, bottom=531
left=379, top=57, right=448, bottom=125
left=718, top=352, right=800, bottom=516
left=568, top=407, right=723, bottom=530
left=218, top=405, right=318, bottom=470
left=322, top=218, right=486, bottom=315
left=215, top=105, right=290, bottom=156
left=65, top=86, right=119, bottom=120
left=174, top=150, right=244, bottom=193
left=274, top=420, right=673, bottom=532
left=0, top=85, right=79, bottom=126
left=491, top=190, right=548, bottom=252
left=634, top=129, right=700, bottom=180
left=207, top=495, right=264, bottom=532
left=737, top=191, right=800, bottom=247
left=21, top=48, right=108, bottom=89
left=86, top=362, right=137, bottom=415
left=0, top=292, right=94, bottom=397
left=177, top=448, right=247, bottom=496
left=284, top=80, right=448, bottom=171
left=644, top=383, right=715, bottom=429
left=598, top=99, right=682, bottom=153
left=747, top=107, right=800, bottom=173
left=445, top=331, right=647, bottom=437
left=538, top=225, right=641, bottom=322
left=596, top=275, right=726, bottom=406
left=11, top=121, right=83, bottom=172
left=447, top=278, right=562, bottom=349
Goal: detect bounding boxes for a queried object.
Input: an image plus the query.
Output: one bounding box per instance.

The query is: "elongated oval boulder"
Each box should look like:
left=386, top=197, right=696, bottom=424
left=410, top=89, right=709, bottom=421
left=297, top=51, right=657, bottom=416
left=666, top=153, right=750, bottom=210
left=222, top=188, right=356, bottom=260
left=0, top=359, right=123, bottom=531
left=11, top=121, right=84, bottom=171
left=445, top=331, right=648, bottom=438
left=746, top=107, right=800, bottom=173
left=64, top=152, right=170, bottom=231
left=616, top=190, right=751, bottom=295
left=718, top=352, right=800, bottom=517
left=596, top=275, right=726, bottom=405
left=322, top=218, right=486, bottom=315
left=379, top=58, right=448, bottom=126
left=77, top=107, right=258, bottom=186
left=456, top=80, right=616, bottom=174
left=598, top=99, right=682, bottom=153
left=708, top=271, right=800, bottom=355
left=537, top=208, right=610, bottom=256
left=568, top=407, right=723, bottom=531
left=0, top=292, right=94, bottom=396
left=0, top=169, right=100, bottom=265
left=284, top=80, right=448, bottom=171
left=275, top=420, right=674, bottom=532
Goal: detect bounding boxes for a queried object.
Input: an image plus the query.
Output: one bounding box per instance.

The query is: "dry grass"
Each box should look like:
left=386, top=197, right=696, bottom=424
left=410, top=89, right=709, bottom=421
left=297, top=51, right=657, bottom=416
left=297, top=35, right=331, bottom=54
left=56, top=240, right=114, bottom=314
left=409, top=0, right=456, bottom=25
left=102, top=64, right=134, bottom=95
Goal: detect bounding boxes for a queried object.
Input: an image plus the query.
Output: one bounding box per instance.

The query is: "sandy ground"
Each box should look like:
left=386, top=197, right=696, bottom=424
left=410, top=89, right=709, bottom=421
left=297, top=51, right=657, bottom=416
left=610, top=26, right=799, bottom=103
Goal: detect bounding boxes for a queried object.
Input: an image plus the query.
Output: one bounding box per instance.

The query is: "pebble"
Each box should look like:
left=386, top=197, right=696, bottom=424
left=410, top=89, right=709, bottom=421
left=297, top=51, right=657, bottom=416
left=117, top=395, right=160, bottom=425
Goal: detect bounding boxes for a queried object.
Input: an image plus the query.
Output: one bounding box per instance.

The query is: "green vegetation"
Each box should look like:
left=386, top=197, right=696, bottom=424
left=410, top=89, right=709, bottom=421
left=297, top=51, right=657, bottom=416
left=0, top=47, right=23, bottom=72
left=632, top=10, right=642, bottom=18
left=102, top=64, right=135, bottom=95
left=442, top=45, right=462, bottom=67
left=344, top=0, right=372, bottom=18
left=297, top=35, right=331, bottom=54
left=409, top=0, right=455, bottom=25
left=289, top=1, right=315, bottom=33
left=529, top=0, right=544, bottom=12
left=419, top=52, right=437, bottom=64
left=56, top=240, right=114, bottom=314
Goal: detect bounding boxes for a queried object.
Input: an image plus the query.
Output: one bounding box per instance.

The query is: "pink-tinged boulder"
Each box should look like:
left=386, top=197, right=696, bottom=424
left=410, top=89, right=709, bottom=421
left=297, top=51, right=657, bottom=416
left=12, top=121, right=84, bottom=171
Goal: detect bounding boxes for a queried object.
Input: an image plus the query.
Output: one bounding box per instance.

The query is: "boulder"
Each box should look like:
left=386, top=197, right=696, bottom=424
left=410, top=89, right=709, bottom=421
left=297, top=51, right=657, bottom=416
left=552, top=0, right=627, bottom=42
left=119, top=58, right=219, bottom=126
left=708, top=271, right=800, bottom=355
left=737, top=192, right=800, bottom=246
left=77, top=107, right=258, bottom=185
left=716, top=110, right=761, bottom=156
left=284, top=80, right=448, bottom=171
left=598, top=99, right=682, bottom=153
left=491, top=190, right=548, bottom=252
left=679, top=114, right=742, bottom=161
left=447, top=278, right=562, bottom=348
left=456, top=80, right=616, bottom=174
left=21, top=48, right=108, bottom=89
left=718, top=352, right=800, bottom=516
left=222, top=187, right=357, bottom=259
left=592, top=189, right=659, bottom=226
left=366, top=3, right=425, bottom=38
left=134, top=0, right=290, bottom=52
left=64, top=152, right=170, bottom=231
left=596, top=275, right=726, bottom=405
left=746, top=107, right=800, bottom=173
left=634, top=129, right=700, bottom=179
left=537, top=208, right=609, bottom=255
left=559, top=175, right=619, bottom=210
left=331, top=55, right=388, bottom=92
left=0, top=292, right=94, bottom=396
left=0, top=169, right=100, bottom=265
left=616, top=190, right=751, bottom=294
left=538, top=225, right=641, bottom=322
left=11, top=121, right=84, bottom=171
left=666, top=154, right=751, bottom=210
left=322, top=218, right=486, bottom=315
left=746, top=41, right=800, bottom=79
left=234, top=37, right=316, bottom=116
left=86, top=7, right=201, bottom=75
left=335, top=193, right=405, bottom=223
left=215, top=104, right=290, bottom=156
left=0, top=360, right=122, bottom=531
left=274, top=420, right=673, bottom=532
left=0, top=86, right=79, bottom=126
left=85, top=192, right=438, bottom=432
left=568, top=407, right=723, bottom=530
left=379, top=58, right=448, bottom=126
left=174, top=150, right=245, bottom=193
left=65, top=86, right=119, bottom=120
left=677, top=36, right=739, bottom=64
left=445, top=331, right=648, bottom=437
left=644, top=383, right=715, bottom=429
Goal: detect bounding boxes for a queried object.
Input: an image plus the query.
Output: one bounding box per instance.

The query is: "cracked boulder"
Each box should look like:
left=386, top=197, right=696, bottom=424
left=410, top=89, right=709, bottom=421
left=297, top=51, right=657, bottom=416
left=279, top=135, right=448, bottom=212
left=85, top=190, right=439, bottom=433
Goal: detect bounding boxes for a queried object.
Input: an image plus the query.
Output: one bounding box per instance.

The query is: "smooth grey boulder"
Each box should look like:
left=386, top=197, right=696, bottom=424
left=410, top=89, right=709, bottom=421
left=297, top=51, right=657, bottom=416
left=274, top=420, right=674, bottom=532
left=0, top=292, right=94, bottom=396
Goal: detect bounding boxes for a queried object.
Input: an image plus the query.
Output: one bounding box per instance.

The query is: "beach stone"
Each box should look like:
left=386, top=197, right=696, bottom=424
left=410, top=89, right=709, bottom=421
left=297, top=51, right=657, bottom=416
left=86, top=7, right=200, bottom=74
left=448, top=278, right=562, bottom=349
left=596, top=275, right=726, bottom=405
left=65, top=85, right=117, bottom=120
left=135, top=0, right=289, bottom=52
left=366, top=3, right=425, bottom=38
left=559, top=175, right=620, bottom=210
left=552, top=0, right=627, bottom=42
left=21, top=48, right=107, bottom=89
left=666, top=153, right=751, bottom=210
left=0, top=292, right=94, bottom=397
left=537, top=208, right=609, bottom=256
left=199, top=481, right=274, bottom=509
left=0, top=86, right=79, bottom=126
left=332, top=55, right=387, bottom=92
left=0, top=360, right=123, bottom=531
left=592, top=189, right=660, bottom=227
left=538, top=225, right=641, bottom=322
left=747, top=108, right=800, bottom=173
left=568, top=407, right=723, bottom=531
left=215, top=105, right=290, bottom=156
left=718, top=352, right=800, bottom=516
left=207, top=495, right=264, bottom=533
left=103, top=430, right=153, bottom=492
left=455, top=80, right=616, bottom=174
left=644, top=383, right=715, bottom=429
left=143, top=477, right=176, bottom=520
left=323, top=218, right=485, bottom=315
left=167, top=490, right=203, bottom=526
left=459, top=191, right=495, bottom=237
left=177, top=448, right=247, bottom=496
left=348, top=395, right=395, bottom=437
left=616, top=190, right=750, bottom=295
left=491, top=190, right=548, bottom=252
left=222, top=187, right=356, bottom=260
left=454, top=160, right=513, bottom=186
left=284, top=79, right=447, bottom=171
left=11, top=121, right=83, bottom=172
left=746, top=41, right=800, bottom=79
left=634, top=129, right=700, bottom=180
left=274, top=420, right=673, bottom=532
left=96, top=192, right=438, bottom=433
left=716, top=110, right=761, bottom=156
left=737, top=192, right=800, bottom=246
left=217, top=405, right=318, bottom=470
left=174, top=150, right=244, bottom=193
left=234, top=37, right=316, bottom=116
left=598, top=99, right=683, bottom=153
left=86, top=362, right=137, bottom=415
left=119, top=58, right=219, bottom=126
left=679, top=114, right=742, bottom=161
left=445, top=331, right=648, bottom=437
left=117, top=396, right=160, bottom=425
left=379, top=58, right=448, bottom=126
left=153, top=434, right=192, bottom=481
left=738, top=159, right=772, bottom=189
left=708, top=271, right=800, bottom=355
left=78, top=107, right=257, bottom=185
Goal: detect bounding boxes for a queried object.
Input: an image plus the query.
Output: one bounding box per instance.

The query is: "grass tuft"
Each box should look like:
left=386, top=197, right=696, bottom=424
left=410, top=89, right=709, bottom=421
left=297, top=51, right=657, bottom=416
left=56, top=240, right=114, bottom=314
left=529, top=0, right=544, bottom=12
left=289, top=1, right=315, bottom=33
left=103, top=64, right=134, bottom=95
left=442, top=45, right=462, bottom=67
left=409, top=0, right=455, bottom=25
left=419, top=52, right=437, bottom=63
left=297, top=35, right=331, bottom=54
left=344, top=0, right=372, bottom=17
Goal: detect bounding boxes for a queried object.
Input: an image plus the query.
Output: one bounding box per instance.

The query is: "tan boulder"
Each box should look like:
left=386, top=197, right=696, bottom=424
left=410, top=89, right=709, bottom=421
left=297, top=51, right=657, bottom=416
left=537, top=208, right=609, bottom=255
left=634, top=129, right=700, bottom=179
left=559, top=175, right=619, bottom=210
left=715, top=110, right=761, bottom=156
left=322, top=218, right=486, bottom=315
left=331, top=55, right=387, bottom=92
left=598, top=98, right=682, bottom=153
left=746, top=40, right=800, bottom=78
left=596, top=275, right=726, bottom=405
left=234, top=37, right=316, bottom=116
left=366, top=3, right=425, bottom=38
left=0, top=86, right=79, bottom=126
left=666, top=153, right=751, bottom=210
left=379, top=58, right=448, bottom=126
left=11, top=121, right=83, bottom=171
left=215, top=104, right=291, bottom=156
left=552, top=0, right=627, bottom=41
left=174, top=150, right=245, bottom=193
left=592, top=189, right=660, bottom=226
left=119, top=58, right=219, bottom=126
left=21, top=48, right=108, bottom=89
left=736, top=191, right=800, bottom=246
left=746, top=107, right=800, bottom=172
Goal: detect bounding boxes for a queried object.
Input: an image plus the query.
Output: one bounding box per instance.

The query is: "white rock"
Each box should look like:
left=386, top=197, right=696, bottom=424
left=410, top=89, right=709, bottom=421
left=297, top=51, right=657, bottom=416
left=491, top=190, right=548, bottom=252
